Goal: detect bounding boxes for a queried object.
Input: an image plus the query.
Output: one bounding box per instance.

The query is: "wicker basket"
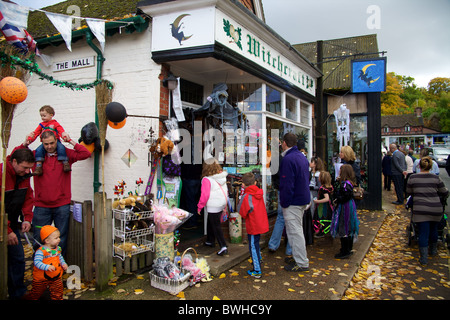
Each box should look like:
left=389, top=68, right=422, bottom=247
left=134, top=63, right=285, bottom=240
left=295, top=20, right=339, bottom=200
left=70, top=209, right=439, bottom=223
left=149, top=247, right=202, bottom=294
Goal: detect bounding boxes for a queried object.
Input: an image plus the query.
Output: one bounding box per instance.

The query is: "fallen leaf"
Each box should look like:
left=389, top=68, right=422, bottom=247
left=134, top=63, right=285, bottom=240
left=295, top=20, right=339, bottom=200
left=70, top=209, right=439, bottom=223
left=213, top=296, right=220, bottom=300
left=117, top=289, right=126, bottom=293
left=288, top=288, right=295, bottom=292
left=134, top=289, right=144, bottom=295
left=176, top=291, right=185, bottom=299
left=219, top=273, right=226, bottom=279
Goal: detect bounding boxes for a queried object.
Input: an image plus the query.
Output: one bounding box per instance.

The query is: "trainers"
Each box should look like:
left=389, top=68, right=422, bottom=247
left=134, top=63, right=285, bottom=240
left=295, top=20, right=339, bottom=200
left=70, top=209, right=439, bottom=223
left=217, top=247, right=228, bottom=256
left=284, top=256, right=295, bottom=264
left=284, top=264, right=309, bottom=272
left=247, top=270, right=262, bottom=278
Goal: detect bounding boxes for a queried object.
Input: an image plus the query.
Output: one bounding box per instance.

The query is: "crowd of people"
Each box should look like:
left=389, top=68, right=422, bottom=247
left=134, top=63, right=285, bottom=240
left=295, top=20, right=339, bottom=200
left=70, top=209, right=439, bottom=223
left=4, top=106, right=449, bottom=298
left=382, top=142, right=449, bottom=265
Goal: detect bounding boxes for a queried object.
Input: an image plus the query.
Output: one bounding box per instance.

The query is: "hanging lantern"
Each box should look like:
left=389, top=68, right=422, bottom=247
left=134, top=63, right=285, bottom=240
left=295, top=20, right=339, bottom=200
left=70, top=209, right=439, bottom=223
left=108, top=119, right=126, bottom=129
left=0, top=76, right=28, bottom=104
left=105, top=101, right=127, bottom=123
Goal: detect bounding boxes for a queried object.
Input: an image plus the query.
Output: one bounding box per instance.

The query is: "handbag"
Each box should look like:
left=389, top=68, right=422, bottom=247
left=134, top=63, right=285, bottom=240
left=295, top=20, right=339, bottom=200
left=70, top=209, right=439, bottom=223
left=353, top=186, right=364, bottom=200
left=216, top=181, right=230, bottom=223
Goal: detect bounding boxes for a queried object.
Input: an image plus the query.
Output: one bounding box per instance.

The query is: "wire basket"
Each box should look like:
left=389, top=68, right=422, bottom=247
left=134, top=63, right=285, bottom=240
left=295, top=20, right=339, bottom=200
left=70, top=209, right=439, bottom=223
left=149, top=247, right=199, bottom=295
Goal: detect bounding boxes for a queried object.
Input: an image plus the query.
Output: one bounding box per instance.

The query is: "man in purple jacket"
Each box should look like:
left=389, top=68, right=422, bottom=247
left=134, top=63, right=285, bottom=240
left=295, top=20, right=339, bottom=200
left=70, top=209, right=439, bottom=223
left=279, top=133, right=310, bottom=272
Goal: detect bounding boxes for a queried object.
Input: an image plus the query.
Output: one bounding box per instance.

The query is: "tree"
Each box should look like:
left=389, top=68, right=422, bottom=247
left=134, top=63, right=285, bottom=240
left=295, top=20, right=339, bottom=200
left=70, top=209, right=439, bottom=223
left=427, top=77, right=450, bottom=97
left=381, top=72, right=409, bottom=115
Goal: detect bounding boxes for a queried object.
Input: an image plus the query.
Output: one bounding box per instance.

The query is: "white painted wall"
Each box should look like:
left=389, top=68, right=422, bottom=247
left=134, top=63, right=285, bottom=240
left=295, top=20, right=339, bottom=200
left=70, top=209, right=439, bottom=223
left=3, top=26, right=162, bottom=203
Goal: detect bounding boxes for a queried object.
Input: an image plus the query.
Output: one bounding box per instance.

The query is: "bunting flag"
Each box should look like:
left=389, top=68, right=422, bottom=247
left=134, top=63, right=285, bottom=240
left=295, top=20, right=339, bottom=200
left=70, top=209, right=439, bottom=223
left=45, top=12, right=73, bottom=52
left=0, top=1, right=29, bottom=29
left=86, top=18, right=105, bottom=52
left=0, top=10, right=38, bottom=54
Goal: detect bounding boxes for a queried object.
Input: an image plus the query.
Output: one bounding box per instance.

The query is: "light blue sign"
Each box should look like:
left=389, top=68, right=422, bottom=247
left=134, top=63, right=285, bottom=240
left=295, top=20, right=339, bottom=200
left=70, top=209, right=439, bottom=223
left=351, top=58, right=386, bottom=93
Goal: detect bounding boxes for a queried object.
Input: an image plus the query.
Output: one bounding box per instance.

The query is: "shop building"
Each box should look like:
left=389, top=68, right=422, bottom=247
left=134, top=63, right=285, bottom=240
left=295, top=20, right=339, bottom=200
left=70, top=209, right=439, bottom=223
left=6, top=0, right=320, bottom=225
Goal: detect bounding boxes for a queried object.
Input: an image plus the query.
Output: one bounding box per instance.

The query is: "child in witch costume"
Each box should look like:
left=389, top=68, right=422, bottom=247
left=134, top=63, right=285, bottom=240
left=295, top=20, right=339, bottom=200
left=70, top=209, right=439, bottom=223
left=27, top=105, right=71, bottom=175
left=238, top=173, right=269, bottom=278
left=26, top=225, right=68, bottom=300
left=330, top=165, right=359, bottom=259
left=313, top=171, right=334, bottom=237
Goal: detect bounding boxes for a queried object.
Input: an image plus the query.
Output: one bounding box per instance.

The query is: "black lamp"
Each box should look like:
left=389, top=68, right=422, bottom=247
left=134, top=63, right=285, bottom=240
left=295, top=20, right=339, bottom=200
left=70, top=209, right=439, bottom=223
left=163, top=72, right=178, bottom=90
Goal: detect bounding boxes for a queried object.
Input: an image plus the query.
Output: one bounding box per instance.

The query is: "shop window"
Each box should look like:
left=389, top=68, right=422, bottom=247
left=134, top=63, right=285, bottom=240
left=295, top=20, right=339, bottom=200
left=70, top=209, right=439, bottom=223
left=405, top=124, right=411, bottom=132
left=265, top=116, right=310, bottom=214
left=384, top=126, right=389, bottom=133
left=327, top=115, right=368, bottom=190
left=227, top=83, right=262, bottom=111
left=300, top=101, right=310, bottom=125
left=180, top=79, right=203, bottom=106
left=266, top=86, right=281, bottom=116
left=286, top=95, right=298, bottom=121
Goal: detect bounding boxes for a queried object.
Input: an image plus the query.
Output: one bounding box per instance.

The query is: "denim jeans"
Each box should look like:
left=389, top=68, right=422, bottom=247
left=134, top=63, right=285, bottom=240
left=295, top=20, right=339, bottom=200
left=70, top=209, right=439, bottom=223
left=32, top=204, right=70, bottom=256
left=268, top=192, right=292, bottom=255
left=7, top=229, right=26, bottom=299
left=417, top=221, right=439, bottom=248
left=35, top=140, right=68, bottom=162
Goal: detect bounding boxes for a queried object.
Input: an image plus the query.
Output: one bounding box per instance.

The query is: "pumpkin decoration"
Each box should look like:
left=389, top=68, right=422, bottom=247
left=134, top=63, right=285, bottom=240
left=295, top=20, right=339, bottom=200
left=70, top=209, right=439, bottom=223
left=108, top=119, right=126, bottom=129
left=80, top=141, right=95, bottom=153
left=105, top=101, right=127, bottom=123
left=0, top=76, right=28, bottom=104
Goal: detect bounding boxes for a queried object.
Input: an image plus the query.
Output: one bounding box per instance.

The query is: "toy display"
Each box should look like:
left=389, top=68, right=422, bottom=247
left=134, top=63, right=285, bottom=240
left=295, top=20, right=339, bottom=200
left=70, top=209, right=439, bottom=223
left=153, top=204, right=191, bottom=234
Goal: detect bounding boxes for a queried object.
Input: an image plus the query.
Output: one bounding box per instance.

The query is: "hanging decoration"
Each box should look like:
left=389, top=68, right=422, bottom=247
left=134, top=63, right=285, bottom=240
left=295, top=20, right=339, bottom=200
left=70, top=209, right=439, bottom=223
left=86, top=18, right=105, bottom=52
left=108, top=119, right=126, bottom=129
left=45, top=12, right=73, bottom=52
left=0, top=48, right=113, bottom=91
left=0, top=76, right=28, bottom=104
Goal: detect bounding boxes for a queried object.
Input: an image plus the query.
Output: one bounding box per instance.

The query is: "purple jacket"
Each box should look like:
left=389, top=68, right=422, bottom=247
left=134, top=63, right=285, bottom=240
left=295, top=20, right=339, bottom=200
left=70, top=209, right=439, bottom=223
left=279, top=146, right=310, bottom=208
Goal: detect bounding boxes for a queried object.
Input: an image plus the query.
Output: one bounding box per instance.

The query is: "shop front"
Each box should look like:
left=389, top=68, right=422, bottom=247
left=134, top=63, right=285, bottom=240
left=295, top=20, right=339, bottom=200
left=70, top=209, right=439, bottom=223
left=139, top=0, right=321, bottom=230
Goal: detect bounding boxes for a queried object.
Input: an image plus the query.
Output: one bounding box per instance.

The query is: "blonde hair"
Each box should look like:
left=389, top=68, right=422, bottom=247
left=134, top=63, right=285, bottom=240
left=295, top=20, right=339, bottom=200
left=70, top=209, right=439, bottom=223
left=201, top=158, right=223, bottom=178
left=340, top=146, right=356, bottom=162
left=319, top=171, right=332, bottom=188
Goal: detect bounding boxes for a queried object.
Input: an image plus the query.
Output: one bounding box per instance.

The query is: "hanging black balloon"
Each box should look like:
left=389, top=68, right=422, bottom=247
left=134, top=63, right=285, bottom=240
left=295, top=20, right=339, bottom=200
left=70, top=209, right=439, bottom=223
left=105, top=102, right=127, bottom=123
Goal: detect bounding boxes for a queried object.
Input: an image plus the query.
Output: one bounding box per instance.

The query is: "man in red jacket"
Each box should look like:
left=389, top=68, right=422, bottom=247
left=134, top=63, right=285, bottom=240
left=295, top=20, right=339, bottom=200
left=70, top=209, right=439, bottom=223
left=1, top=147, right=35, bottom=299
left=238, top=172, right=269, bottom=278
left=21, top=130, right=91, bottom=256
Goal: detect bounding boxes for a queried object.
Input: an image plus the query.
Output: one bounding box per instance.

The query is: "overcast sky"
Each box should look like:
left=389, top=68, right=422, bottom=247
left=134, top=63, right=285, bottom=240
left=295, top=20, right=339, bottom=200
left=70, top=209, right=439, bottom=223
left=11, top=0, right=450, bottom=88
left=262, top=0, right=450, bottom=88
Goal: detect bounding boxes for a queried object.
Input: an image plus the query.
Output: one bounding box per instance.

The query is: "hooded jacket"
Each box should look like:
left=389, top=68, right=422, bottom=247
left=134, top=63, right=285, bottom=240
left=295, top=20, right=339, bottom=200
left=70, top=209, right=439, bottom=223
left=197, top=171, right=228, bottom=213
left=238, top=184, right=269, bottom=235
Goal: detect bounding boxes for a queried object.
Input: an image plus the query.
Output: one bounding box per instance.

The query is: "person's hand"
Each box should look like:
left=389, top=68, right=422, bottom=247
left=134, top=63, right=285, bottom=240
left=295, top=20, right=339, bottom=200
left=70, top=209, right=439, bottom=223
left=47, top=265, right=56, bottom=272
left=21, top=221, right=31, bottom=233
left=197, top=210, right=201, bottom=215
left=61, top=132, right=71, bottom=142
left=7, top=231, right=18, bottom=246
left=62, top=264, right=68, bottom=271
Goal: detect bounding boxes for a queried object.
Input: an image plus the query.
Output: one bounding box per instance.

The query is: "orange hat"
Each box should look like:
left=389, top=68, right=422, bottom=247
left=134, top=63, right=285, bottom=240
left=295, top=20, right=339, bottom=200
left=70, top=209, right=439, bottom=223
left=40, top=225, right=58, bottom=241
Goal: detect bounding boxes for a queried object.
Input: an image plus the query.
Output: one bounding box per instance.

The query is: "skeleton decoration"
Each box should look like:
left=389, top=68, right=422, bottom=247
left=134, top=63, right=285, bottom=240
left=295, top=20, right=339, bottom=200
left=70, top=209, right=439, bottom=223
left=334, top=103, right=350, bottom=149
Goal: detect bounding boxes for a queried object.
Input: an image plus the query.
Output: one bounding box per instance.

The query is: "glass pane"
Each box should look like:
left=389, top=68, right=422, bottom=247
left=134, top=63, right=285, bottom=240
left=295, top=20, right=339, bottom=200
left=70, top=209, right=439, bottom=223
left=300, top=101, right=310, bottom=125
left=227, top=83, right=262, bottom=112
left=286, top=95, right=297, bottom=121
left=265, top=117, right=310, bottom=214
left=266, top=86, right=281, bottom=116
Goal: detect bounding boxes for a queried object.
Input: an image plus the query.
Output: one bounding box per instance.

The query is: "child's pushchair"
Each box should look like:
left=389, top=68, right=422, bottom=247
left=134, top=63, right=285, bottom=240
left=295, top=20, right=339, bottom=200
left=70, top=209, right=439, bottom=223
left=405, top=195, right=450, bottom=249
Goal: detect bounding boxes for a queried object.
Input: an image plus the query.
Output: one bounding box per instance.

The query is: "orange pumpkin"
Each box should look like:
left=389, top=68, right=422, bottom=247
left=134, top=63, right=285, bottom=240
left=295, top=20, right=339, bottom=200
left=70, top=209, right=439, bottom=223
left=0, top=77, right=28, bottom=104
left=108, top=119, right=126, bottom=129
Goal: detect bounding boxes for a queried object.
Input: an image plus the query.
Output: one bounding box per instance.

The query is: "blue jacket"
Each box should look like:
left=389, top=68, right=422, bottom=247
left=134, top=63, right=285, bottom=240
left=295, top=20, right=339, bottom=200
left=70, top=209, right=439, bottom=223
left=279, top=146, right=310, bottom=208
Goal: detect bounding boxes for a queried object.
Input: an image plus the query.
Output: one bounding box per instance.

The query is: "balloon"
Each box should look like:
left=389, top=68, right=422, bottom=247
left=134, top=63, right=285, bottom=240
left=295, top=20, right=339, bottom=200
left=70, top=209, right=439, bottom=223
left=80, top=141, right=95, bottom=153
left=108, top=119, right=126, bottom=129
left=105, top=102, right=127, bottom=123
left=80, top=122, right=99, bottom=145
left=0, top=76, right=28, bottom=104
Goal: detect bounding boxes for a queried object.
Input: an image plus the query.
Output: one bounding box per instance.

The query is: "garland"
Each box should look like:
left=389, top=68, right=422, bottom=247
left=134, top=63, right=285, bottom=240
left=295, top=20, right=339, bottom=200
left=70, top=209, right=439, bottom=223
left=0, top=48, right=113, bottom=91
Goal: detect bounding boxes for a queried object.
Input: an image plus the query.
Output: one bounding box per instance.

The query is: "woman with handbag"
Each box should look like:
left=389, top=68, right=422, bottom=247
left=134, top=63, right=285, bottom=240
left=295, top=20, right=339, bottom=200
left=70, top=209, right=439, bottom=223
left=197, top=159, right=229, bottom=256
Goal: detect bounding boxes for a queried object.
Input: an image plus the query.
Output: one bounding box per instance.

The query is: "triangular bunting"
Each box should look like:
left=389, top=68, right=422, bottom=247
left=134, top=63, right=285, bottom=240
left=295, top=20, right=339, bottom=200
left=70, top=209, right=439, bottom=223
left=86, top=18, right=105, bottom=52
left=45, top=11, right=73, bottom=51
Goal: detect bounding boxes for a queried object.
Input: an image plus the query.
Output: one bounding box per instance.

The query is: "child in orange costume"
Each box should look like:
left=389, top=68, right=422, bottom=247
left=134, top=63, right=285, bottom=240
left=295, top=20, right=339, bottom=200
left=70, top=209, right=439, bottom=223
left=26, top=225, right=68, bottom=300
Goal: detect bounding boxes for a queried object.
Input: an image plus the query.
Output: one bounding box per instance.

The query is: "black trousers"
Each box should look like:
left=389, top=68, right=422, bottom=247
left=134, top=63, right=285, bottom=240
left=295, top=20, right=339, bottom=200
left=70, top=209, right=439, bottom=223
left=206, top=211, right=227, bottom=248
left=392, top=174, right=404, bottom=203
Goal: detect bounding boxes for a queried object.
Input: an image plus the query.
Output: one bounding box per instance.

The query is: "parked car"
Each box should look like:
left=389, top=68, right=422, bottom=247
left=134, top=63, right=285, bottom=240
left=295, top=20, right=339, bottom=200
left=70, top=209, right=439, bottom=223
left=424, top=147, right=450, bottom=167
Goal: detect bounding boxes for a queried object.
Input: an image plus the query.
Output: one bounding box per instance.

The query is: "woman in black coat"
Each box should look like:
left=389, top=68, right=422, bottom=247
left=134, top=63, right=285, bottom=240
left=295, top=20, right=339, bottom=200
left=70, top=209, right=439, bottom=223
left=382, top=151, right=392, bottom=191
left=339, top=146, right=361, bottom=187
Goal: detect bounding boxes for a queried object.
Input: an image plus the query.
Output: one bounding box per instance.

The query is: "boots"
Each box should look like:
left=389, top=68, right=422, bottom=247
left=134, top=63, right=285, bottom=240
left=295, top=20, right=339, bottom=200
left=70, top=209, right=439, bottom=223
left=429, top=242, right=438, bottom=257
left=419, top=247, right=428, bottom=266
left=335, top=237, right=352, bottom=259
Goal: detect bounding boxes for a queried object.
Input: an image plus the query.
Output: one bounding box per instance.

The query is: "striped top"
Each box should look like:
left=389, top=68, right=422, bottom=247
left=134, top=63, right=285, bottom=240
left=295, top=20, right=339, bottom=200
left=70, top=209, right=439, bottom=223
left=406, top=173, right=448, bottom=222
